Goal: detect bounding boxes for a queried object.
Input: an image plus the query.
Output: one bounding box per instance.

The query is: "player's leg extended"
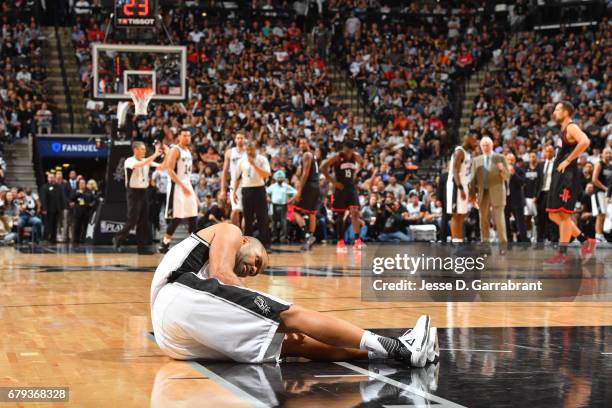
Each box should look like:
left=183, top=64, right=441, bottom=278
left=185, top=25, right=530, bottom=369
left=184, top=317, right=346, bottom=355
left=547, top=212, right=595, bottom=262
left=281, top=333, right=368, bottom=361
left=596, top=213, right=605, bottom=238
left=335, top=210, right=346, bottom=241
left=230, top=210, right=242, bottom=228
left=335, top=210, right=347, bottom=251
left=279, top=304, right=364, bottom=348
left=159, top=218, right=181, bottom=253
left=187, top=216, right=197, bottom=234
left=548, top=211, right=561, bottom=226
left=294, top=211, right=306, bottom=231
left=351, top=207, right=364, bottom=249
left=450, top=214, right=465, bottom=241
left=308, top=212, right=316, bottom=235
left=350, top=207, right=361, bottom=236
left=278, top=304, right=431, bottom=366
left=557, top=213, right=573, bottom=244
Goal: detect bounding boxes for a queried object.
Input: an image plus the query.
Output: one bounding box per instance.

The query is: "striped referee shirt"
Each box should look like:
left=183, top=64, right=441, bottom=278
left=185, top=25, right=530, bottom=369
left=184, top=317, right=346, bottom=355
left=124, top=156, right=158, bottom=189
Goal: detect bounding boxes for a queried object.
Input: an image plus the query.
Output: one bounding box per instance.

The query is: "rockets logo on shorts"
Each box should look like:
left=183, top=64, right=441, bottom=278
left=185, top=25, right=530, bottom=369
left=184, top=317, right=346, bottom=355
left=560, top=188, right=571, bottom=203
left=254, top=296, right=271, bottom=316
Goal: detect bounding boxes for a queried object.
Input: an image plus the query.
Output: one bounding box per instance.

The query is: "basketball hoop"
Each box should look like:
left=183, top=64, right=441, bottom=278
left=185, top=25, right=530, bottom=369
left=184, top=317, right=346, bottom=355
left=128, top=87, right=154, bottom=116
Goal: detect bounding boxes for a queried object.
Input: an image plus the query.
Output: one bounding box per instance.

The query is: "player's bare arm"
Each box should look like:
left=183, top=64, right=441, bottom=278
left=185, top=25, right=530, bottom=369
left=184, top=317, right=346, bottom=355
left=199, top=223, right=245, bottom=287
left=353, top=152, right=364, bottom=181
left=592, top=161, right=607, bottom=191
left=557, top=124, right=590, bottom=173
left=232, top=167, right=242, bottom=204
left=132, top=144, right=162, bottom=169
left=321, top=154, right=342, bottom=190
left=220, top=148, right=232, bottom=198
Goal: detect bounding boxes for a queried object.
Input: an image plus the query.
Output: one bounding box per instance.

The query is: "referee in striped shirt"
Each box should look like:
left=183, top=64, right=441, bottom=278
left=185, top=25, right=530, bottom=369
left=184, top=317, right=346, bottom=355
left=113, top=142, right=163, bottom=254
left=232, top=141, right=272, bottom=248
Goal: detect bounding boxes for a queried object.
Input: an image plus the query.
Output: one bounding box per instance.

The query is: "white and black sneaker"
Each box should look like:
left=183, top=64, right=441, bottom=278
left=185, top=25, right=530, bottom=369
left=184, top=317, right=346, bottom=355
left=395, top=315, right=431, bottom=367
left=426, top=327, right=439, bottom=364
left=302, top=235, right=316, bottom=251
left=158, top=242, right=170, bottom=254
left=112, top=236, right=122, bottom=253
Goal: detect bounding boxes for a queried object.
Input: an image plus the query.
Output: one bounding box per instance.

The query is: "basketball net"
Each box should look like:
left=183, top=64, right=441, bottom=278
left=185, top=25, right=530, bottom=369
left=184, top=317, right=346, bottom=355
left=129, top=87, right=154, bottom=116
left=117, top=88, right=154, bottom=128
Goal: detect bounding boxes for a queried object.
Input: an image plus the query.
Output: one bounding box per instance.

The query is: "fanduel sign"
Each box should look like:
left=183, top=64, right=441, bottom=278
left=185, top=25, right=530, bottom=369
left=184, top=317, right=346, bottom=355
left=37, top=137, right=108, bottom=158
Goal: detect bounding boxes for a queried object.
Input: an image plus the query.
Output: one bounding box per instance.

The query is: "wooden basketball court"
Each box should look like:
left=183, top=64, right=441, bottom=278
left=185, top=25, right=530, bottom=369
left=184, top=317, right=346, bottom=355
left=1, top=243, right=610, bottom=407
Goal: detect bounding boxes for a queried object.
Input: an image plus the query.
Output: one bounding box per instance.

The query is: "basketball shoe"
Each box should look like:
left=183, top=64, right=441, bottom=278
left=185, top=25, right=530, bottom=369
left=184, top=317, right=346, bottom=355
left=395, top=315, right=431, bottom=367
left=354, top=238, right=364, bottom=251
left=426, top=327, right=439, bottom=364
left=158, top=242, right=170, bottom=254
left=543, top=252, right=571, bottom=266
left=580, top=238, right=597, bottom=263
left=302, top=235, right=316, bottom=251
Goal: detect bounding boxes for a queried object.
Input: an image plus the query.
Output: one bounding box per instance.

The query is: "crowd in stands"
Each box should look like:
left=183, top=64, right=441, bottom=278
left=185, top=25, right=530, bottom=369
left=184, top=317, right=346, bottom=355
left=0, top=169, right=100, bottom=246
left=467, top=22, right=611, bottom=157
left=462, top=17, right=612, bottom=243
left=0, top=2, right=53, bottom=143
left=1, top=2, right=608, bottom=248
left=334, top=1, right=506, bottom=156
left=62, top=2, right=609, bottom=245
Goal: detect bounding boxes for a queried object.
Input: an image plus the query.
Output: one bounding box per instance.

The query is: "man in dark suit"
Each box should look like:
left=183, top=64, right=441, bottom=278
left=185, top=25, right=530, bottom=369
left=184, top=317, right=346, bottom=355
left=504, top=153, right=527, bottom=243
left=66, top=170, right=78, bottom=243
left=54, top=170, right=71, bottom=243
left=535, top=145, right=558, bottom=244
left=67, top=170, right=78, bottom=193
left=40, top=173, right=65, bottom=243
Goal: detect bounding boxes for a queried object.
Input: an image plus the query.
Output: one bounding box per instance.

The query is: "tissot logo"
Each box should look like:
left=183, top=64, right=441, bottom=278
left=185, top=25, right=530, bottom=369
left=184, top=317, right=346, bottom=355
left=120, top=18, right=155, bottom=25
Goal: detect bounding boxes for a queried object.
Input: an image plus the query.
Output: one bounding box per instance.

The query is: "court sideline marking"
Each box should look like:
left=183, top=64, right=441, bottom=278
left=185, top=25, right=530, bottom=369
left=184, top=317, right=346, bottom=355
left=143, top=332, right=268, bottom=406
left=441, top=348, right=512, bottom=353
left=335, top=362, right=466, bottom=408
left=186, top=361, right=268, bottom=407
left=143, top=332, right=465, bottom=407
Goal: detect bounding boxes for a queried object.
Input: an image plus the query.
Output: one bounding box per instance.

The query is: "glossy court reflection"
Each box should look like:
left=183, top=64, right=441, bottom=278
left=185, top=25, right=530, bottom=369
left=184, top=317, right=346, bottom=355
left=2, top=244, right=611, bottom=407
left=149, top=326, right=611, bottom=408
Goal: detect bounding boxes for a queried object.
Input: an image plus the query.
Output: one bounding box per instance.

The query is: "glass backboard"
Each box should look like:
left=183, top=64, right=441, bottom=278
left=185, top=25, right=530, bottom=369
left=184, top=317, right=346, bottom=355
left=92, top=44, right=187, bottom=102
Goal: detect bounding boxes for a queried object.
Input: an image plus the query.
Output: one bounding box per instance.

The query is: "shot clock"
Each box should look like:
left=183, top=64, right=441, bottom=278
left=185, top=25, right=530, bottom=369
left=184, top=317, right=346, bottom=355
left=115, top=0, right=156, bottom=28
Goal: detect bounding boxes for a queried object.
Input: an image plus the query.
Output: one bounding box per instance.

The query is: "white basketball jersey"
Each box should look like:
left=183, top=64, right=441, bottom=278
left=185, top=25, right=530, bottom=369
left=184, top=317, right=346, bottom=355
left=174, top=145, right=193, bottom=182
left=165, top=145, right=198, bottom=219
left=447, top=146, right=472, bottom=186
left=229, top=147, right=246, bottom=185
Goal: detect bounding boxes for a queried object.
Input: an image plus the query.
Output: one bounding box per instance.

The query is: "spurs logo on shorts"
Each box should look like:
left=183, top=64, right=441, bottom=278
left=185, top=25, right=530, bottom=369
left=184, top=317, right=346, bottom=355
left=254, top=295, right=271, bottom=316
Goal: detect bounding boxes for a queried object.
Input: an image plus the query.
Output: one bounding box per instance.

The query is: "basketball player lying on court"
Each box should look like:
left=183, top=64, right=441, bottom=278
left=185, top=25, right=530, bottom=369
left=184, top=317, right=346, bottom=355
left=151, top=223, right=438, bottom=366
